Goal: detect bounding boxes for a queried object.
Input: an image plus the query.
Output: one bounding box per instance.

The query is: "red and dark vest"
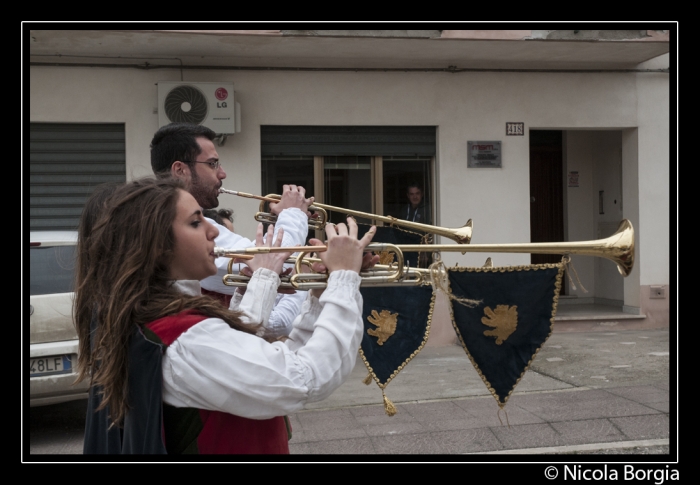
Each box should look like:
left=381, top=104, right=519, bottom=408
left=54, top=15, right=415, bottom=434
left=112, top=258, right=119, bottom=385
left=145, top=310, right=290, bottom=454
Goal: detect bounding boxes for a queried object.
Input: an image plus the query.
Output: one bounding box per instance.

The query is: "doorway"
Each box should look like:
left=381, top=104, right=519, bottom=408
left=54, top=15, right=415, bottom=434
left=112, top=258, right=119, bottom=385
left=529, top=130, right=565, bottom=272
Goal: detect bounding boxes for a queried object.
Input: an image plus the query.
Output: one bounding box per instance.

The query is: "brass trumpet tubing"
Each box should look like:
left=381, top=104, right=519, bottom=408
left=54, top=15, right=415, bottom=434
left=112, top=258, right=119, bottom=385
left=394, top=219, right=634, bottom=277
left=216, top=242, right=412, bottom=257
left=219, top=188, right=331, bottom=228
left=291, top=243, right=406, bottom=288
left=224, top=270, right=424, bottom=290
left=214, top=246, right=327, bottom=258
left=223, top=273, right=297, bottom=290
left=296, top=200, right=472, bottom=245
left=219, top=219, right=634, bottom=278
left=219, top=187, right=472, bottom=244
left=219, top=188, right=279, bottom=203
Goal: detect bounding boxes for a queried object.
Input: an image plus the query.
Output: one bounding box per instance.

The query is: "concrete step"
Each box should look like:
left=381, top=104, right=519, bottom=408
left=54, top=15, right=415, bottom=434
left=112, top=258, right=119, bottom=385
left=553, top=302, right=656, bottom=332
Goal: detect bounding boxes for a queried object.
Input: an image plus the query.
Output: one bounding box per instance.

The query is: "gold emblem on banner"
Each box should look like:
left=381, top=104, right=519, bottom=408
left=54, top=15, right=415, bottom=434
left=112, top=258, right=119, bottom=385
left=367, top=309, right=398, bottom=345
left=377, top=251, right=395, bottom=265
left=481, top=305, right=518, bottom=345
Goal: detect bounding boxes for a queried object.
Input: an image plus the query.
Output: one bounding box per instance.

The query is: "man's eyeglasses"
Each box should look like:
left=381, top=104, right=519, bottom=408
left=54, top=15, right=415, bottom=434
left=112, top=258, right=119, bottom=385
left=183, top=160, right=221, bottom=170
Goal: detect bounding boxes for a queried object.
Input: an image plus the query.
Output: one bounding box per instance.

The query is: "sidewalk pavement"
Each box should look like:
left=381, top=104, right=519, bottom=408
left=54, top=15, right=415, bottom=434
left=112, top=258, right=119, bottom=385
left=287, top=327, right=672, bottom=457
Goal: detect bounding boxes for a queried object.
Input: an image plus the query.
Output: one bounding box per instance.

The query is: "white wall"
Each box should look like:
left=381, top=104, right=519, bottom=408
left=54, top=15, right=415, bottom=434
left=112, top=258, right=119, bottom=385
left=29, top=61, right=670, bottom=310
left=636, top=73, right=671, bottom=287
left=593, top=131, right=625, bottom=304
left=565, top=131, right=596, bottom=297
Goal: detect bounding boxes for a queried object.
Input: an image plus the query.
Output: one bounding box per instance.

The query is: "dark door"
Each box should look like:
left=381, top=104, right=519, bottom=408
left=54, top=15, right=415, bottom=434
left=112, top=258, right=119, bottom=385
left=529, top=130, right=564, bottom=271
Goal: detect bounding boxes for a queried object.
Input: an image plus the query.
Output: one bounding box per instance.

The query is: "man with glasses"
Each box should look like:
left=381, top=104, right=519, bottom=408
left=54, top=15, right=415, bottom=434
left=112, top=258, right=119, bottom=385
left=150, top=122, right=311, bottom=337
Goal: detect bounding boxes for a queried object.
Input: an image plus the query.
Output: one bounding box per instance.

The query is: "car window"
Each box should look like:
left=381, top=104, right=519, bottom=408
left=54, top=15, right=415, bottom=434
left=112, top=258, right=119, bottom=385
left=30, top=245, right=77, bottom=296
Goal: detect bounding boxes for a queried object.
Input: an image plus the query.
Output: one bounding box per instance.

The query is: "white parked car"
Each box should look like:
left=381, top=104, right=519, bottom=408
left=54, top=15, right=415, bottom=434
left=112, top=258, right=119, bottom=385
left=29, top=230, right=89, bottom=406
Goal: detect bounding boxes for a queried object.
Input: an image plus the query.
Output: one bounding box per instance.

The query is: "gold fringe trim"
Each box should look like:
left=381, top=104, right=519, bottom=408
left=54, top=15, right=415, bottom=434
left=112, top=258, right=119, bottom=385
left=446, top=259, right=566, bottom=408
left=382, top=391, right=397, bottom=416
left=363, top=373, right=373, bottom=385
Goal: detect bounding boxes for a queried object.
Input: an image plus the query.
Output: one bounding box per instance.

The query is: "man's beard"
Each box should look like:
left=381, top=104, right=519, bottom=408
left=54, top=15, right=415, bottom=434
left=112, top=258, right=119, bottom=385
left=189, top=170, right=220, bottom=209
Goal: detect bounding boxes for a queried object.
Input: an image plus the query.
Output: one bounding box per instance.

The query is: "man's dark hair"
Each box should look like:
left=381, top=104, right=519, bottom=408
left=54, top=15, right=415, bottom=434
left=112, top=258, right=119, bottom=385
left=203, top=208, right=234, bottom=226
left=150, top=122, right=217, bottom=177
left=406, top=183, right=422, bottom=192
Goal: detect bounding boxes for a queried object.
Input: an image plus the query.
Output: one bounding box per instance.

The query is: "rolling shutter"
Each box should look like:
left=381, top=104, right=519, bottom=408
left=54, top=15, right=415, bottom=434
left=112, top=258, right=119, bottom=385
left=29, top=123, right=126, bottom=231
left=261, top=126, right=436, bottom=157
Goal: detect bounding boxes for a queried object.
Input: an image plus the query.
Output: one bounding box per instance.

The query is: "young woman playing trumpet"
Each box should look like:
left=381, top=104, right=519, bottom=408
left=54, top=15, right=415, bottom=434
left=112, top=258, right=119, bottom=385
left=75, top=177, right=377, bottom=454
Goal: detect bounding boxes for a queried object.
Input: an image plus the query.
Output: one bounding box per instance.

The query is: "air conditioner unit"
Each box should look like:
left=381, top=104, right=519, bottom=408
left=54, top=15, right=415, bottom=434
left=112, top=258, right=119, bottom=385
left=157, top=81, right=240, bottom=135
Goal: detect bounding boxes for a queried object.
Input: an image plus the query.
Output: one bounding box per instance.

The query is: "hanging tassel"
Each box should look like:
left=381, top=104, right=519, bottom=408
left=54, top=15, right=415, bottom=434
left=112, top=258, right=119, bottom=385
left=363, top=373, right=373, bottom=385
left=496, top=407, right=511, bottom=428
left=382, top=390, right=397, bottom=416
left=563, top=256, right=588, bottom=293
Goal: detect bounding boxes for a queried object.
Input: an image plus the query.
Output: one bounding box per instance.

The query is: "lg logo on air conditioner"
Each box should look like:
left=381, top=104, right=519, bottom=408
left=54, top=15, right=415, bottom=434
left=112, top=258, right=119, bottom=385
left=215, top=87, right=229, bottom=108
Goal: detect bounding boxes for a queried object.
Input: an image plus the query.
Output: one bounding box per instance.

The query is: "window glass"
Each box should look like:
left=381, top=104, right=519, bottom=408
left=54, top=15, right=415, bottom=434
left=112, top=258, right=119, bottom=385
left=30, top=245, right=76, bottom=296
left=382, top=156, right=432, bottom=225
left=324, top=156, right=372, bottom=225
left=262, top=156, right=315, bottom=198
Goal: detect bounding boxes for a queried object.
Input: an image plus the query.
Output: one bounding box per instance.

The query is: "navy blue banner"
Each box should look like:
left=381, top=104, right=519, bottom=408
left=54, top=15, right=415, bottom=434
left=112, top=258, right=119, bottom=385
left=359, top=285, right=435, bottom=386
left=447, top=263, right=564, bottom=407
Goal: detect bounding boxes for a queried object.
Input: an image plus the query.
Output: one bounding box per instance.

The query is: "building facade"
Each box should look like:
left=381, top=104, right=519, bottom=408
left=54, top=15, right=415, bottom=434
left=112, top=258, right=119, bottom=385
left=26, top=28, right=673, bottom=344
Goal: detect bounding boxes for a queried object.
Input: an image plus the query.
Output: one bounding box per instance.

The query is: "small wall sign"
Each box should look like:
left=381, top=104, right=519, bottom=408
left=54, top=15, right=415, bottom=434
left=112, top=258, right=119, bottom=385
left=568, top=171, right=579, bottom=187
left=468, top=141, right=502, bottom=168
left=506, top=122, right=524, bottom=136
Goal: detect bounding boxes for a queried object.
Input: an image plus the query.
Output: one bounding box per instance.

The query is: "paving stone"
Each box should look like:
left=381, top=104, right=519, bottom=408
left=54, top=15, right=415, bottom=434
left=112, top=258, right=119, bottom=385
left=513, top=389, right=661, bottom=421
left=454, top=397, right=546, bottom=427
left=609, top=414, right=670, bottom=440
left=550, top=418, right=626, bottom=445
left=603, top=385, right=670, bottom=404
left=490, top=422, right=564, bottom=450
left=370, top=433, right=443, bottom=454
left=400, top=400, right=472, bottom=420
left=431, top=428, right=504, bottom=454
left=289, top=425, right=368, bottom=443
left=297, top=437, right=376, bottom=454
left=361, top=420, right=428, bottom=437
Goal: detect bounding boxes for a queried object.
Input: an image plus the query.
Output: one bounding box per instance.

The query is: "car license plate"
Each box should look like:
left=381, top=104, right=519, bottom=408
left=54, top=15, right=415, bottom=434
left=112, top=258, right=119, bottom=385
left=30, top=355, right=72, bottom=377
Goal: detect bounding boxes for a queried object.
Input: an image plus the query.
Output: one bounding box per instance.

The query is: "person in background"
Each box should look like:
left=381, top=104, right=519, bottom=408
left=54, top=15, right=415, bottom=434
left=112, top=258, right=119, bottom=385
left=402, top=183, right=432, bottom=268
left=203, top=208, right=234, bottom=232
left=402, top=183, right=431, bottom=225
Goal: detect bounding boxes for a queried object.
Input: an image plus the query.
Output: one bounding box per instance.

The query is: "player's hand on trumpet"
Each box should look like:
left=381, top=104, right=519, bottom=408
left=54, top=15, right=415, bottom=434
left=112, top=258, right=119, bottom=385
left=234, top=224, right=294, bottom=294
left=269, top=184, right=315, bottom=218
left=308, top=217, right=378, bottom=274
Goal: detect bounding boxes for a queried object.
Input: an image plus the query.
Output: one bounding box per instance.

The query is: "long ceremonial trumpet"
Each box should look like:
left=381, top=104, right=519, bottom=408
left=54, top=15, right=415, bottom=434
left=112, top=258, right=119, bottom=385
left=222, top=256, right=427, bottom=289
left=214, top=243, right=409, bottom=289
left=219, top=188, right=473, bottom=244
left=214, top=219, right=635, bottom=287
